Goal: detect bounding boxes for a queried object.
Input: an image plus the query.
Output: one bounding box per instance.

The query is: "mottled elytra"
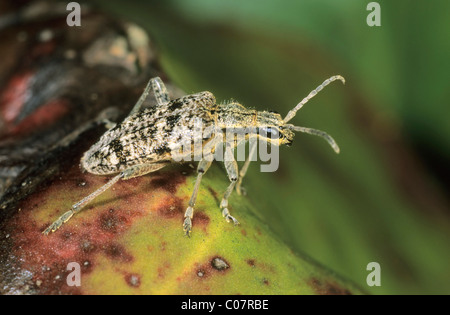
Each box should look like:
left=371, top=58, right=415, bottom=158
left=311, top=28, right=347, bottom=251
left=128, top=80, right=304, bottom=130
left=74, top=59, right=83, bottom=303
left=43, top=75, right=345, bottom=236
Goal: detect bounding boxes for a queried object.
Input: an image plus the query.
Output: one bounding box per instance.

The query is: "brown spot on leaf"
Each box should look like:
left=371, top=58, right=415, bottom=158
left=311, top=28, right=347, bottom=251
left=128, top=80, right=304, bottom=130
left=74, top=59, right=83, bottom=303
left=192, top=211, right=210, bottom=229
left=157, top=262, right=171, bottom=279
left=192, top=256, right=230, bottom=281
left=103, top=243, right=133, bottom=263
left=77, top=180, right=87, bottom=188
left=61, top=231, right=74, bottom=240
left=197, top=270, right=205, bottom=277
left=246, top=259, right=256, bottom=267
left=80, top=239, right=96, bottom=254
left=125, top=273, right=141, bottom=288
left=211, top=257, right=229, bottom=272
left=309, top=278, right=352, bottom=295
left=99, top=209, right=128, bottom=233
left=207, top=186, right=219, bottom=204
left=82, top=260, right=93, bottom=274
left=151, top=169, right=187, bottom=194
left=157, top=196, right=184, bottom=219
left=193, top=262, right=211, bottom=280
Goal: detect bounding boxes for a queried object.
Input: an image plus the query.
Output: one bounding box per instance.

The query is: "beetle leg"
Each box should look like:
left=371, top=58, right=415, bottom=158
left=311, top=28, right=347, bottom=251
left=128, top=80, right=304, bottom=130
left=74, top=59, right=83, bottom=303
left=128, top=77, right=170, bottom=116
left=236, top=141, right=257, bottom=196
left=48, top=107, right=119, bottom=151
left=43, top=162, right=167, bottom=235
left=99, top=119, right=117, bottom=130
left=120, top=162, right=168, bottom=179
left=184, top=158, right=212, bottom=236
left=42, top=173, right=122, bottom=235
left=150, top=76, right=170, bottom=106
left=220, top=143, right=240, bottom=225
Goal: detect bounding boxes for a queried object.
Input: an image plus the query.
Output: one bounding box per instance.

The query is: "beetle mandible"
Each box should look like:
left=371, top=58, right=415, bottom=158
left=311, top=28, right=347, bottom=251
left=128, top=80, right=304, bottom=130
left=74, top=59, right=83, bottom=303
left=43, top=75, right=345, bottom=236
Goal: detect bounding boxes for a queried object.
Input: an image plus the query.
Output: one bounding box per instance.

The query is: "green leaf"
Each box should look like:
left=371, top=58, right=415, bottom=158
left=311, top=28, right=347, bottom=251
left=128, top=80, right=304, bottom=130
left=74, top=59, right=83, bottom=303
left=1, top=161, right=362, bottom=294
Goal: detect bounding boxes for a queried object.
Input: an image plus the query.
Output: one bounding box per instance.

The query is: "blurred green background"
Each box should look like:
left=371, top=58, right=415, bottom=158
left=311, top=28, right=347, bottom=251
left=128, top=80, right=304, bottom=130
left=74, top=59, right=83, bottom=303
left=91, top=0, right=450, bottom=294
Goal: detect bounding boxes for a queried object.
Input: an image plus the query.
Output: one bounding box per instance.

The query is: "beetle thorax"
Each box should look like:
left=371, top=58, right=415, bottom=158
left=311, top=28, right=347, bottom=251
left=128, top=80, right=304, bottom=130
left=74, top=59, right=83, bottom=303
left=217, top=102, right=256, bottom=130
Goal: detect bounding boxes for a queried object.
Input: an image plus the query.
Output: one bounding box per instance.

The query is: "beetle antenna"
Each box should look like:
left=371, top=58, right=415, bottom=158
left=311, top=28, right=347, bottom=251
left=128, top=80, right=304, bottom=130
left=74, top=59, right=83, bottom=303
left=283, top=75, right=345, bottom=123
left=286, top=124, right=340, bottom=153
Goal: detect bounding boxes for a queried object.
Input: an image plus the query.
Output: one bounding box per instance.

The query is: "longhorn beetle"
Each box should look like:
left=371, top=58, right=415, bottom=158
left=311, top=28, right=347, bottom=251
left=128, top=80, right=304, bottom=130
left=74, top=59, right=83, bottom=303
left=43, top=75, right=345, bottom=236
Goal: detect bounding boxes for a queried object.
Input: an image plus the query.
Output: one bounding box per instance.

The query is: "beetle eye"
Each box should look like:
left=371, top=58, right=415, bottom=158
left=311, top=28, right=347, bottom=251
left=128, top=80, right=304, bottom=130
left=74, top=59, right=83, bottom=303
left=259, top=127, right=281, bottom=139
